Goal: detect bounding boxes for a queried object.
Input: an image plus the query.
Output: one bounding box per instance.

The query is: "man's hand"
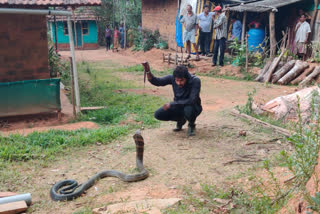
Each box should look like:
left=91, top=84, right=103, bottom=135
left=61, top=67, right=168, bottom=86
left=195, top=31, right=198, bottom=36
left=162, top=103, right=170, bottom=111
left=142, top=62, right=152, bottom=81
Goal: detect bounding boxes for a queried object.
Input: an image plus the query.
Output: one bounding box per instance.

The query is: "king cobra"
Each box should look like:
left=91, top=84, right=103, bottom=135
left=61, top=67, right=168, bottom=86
left=50, top=130, right=149, bottom=201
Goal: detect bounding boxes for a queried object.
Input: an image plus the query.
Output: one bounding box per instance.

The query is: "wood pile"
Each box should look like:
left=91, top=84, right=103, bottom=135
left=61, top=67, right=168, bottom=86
left=256, top=58, right=320, bottom=87
left=256, top=30, right=320, bottom=87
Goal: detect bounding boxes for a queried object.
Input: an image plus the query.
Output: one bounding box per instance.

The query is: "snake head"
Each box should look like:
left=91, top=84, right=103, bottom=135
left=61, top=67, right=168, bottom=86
left=135, top=130, right=141, bottom=135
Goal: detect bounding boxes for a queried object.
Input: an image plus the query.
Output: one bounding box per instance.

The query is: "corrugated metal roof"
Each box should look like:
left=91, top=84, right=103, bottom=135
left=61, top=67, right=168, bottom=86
left=0, top=0, right=101, bottom=6
left=228, top=0, right=304, bottom=12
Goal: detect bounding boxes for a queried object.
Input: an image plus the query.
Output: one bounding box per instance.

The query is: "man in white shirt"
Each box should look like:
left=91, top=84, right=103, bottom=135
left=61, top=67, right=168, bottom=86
left=294, top=14, right=311, bottom=60
left=180, top=4, right=200, bottom=61
left=198, top=5, right=215, bottom=57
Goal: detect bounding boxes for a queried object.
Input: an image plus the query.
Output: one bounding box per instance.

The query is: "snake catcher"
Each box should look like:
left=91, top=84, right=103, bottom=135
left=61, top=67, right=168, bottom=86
left=50, top=130, right=149, bottom=201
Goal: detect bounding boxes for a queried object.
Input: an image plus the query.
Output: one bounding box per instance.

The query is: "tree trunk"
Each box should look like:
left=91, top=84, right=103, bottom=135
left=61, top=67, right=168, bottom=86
left=271, top=60, right=296, bottom=83
left=311, top=0, right=319, bottom=35
left=276, top=61, right=285, bottom=70
left=299, top=66, right=320, bottom=87
left=291, top=65, right=315, bottom=85
left=269, top=12, right=276, bottom=58
left=278, top=61, right=309, bottom=85
left=256, top=60, right=272, bottom=82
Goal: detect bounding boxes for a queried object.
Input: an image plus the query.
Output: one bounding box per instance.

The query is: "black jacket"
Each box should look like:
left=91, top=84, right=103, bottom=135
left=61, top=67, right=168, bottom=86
left=149, top=72, right=202, bottom=108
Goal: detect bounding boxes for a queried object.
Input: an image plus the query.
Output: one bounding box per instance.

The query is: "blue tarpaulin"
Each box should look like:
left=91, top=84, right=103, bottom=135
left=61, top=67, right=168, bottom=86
left=175, top=9, right=184, bottom=48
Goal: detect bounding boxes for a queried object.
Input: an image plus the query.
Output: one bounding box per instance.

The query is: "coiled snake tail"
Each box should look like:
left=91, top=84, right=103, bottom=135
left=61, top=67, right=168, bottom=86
left=50, top=130, right=149, bottom=201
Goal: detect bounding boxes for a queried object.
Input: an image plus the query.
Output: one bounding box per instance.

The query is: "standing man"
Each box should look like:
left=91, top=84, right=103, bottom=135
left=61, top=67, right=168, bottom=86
left=180, top=4, right=200, bottom=61
left=212, top=6, right=227, bottom=67
left=119, top=23, right=125, bottom=49
left=197, top=5, right=215, bottom=57
left=105, top=25, right=112, bottom=51
left=230, top=16, right=242, bottom=41
left=144, top=64, right=202, bottom=137
left=294, top=14, right=311, bottom=61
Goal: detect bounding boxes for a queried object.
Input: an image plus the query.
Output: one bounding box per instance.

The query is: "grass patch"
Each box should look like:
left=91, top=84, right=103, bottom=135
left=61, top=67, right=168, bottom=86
left=74, top=62, right=168, bottom=126
left=164, top=183, right=289, bottom=214
left=0, top=126, right=130, bottom=162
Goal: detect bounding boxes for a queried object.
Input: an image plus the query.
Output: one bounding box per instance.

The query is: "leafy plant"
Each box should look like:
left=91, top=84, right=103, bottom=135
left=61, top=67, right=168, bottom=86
left=281, top=91, right=320, bottom=184
left=312, top=41, right=320, bottom=63
left=236, top=88, right=256, bottom=115
left=48, top=46, right=61, bottom=77
left=308, top=192, right=320, bottom=212
left=133, top=29, right=167, bottom=52
left=229, top=38, right=246, bottom=66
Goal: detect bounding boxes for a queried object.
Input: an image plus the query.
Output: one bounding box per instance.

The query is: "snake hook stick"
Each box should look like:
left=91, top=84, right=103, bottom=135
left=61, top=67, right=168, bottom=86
left=141, top=61, right=151, bottom=131
left=50, top=130, right=149, bottom=201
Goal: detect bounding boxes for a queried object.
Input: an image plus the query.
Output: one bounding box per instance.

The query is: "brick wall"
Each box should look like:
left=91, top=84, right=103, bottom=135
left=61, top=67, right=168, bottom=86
left=142, top=0, right=178, bottom=49
left=0, top=14, right=49, bottom=83
left=57, top=43, right=99, bottom=51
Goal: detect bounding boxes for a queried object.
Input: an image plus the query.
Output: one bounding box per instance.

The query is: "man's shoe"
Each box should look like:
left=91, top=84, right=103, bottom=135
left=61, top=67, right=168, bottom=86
left=201, top=53, right=205, bottom=56
left=206, top=54, right=213, bottom=57
left=173, top=118, right=187, bottom=132
left=187, top=124, right=196, bottom=136
left=211, top=63, right=216, bottom=67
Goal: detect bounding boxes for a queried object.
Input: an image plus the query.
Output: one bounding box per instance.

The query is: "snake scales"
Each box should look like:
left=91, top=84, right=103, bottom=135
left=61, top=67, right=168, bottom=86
left=50, top=130, right=149, bottom=201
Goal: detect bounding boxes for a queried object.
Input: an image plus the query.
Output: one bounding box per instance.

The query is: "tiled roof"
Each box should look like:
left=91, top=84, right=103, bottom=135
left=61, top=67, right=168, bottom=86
left=0, top=0, right=101, bottom=6
left=47, top=7, right=96, bottom=21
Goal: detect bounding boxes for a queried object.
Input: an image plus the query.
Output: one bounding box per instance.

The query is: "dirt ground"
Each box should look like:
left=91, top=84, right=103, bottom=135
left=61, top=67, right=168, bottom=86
left=3, top=48, right=300, bottom=213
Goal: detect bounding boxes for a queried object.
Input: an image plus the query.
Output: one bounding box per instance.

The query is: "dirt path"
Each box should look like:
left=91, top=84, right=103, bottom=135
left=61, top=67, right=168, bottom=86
left=8, top=49, right=298, bottom=213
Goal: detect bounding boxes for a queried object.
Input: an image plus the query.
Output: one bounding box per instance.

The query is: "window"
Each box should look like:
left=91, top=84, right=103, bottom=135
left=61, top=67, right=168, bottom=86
left=63, top=22, right=68, bottom=35
left=82, top=21, right=89, bottom=35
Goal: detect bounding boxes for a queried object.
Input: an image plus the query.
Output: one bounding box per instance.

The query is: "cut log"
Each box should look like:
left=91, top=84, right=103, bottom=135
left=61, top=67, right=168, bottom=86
left=0, top=201, right=27, bottom=214
left=299, top=66, right=320, bottom=87
left=276, top=61, right=285, bottom=71
left=291, top=65, right=315, bottom=85
left=264, top=55, right=282, bottom=82
left=256, top=60, right=272, bottom=82
left=271, top=60, right=296, bottom=83
left=278, top=61, right=309, bottom=85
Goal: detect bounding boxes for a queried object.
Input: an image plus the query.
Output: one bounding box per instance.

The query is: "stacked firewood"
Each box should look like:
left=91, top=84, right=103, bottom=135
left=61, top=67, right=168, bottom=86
left=256, top=30, right=320, bottom=87
left=256, top=58, right=320, bottom=87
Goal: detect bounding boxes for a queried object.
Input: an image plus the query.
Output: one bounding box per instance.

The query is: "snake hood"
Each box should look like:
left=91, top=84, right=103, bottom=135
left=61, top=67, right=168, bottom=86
left=148, top=72, right=202, bottom=108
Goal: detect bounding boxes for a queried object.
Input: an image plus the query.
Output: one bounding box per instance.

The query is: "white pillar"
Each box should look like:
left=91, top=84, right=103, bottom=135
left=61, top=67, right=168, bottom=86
left=67, top=17, right=81, bottom=114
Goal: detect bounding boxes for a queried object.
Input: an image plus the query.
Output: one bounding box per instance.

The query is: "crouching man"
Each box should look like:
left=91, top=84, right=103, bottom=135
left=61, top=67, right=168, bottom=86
left=146, top=65, right=202, bottom=136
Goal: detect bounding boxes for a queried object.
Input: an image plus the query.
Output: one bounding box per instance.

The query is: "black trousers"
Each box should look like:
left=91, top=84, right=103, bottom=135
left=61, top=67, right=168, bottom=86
left=154, top=104, right=202, bottom=125
left=105, top=37, right=111, bottom=50
left=212, top=37, right=226, bottom=66
left=199, top=31, right=211, bottom=55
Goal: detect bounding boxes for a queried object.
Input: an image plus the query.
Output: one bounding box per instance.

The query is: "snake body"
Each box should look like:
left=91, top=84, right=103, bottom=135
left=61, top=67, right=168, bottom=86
left=50, top=130, right=149, bottom=201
